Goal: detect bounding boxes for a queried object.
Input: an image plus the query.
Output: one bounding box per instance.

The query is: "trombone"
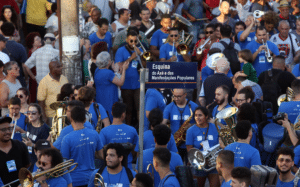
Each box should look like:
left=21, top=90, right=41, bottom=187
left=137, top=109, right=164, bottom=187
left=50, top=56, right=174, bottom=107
left=94, top=173, right=105, bottom=187
left=137, top=37, right=153, bottom=62
left=262, top=39, right=273, bottom=63
left=196, top=37, right=211, bottom=55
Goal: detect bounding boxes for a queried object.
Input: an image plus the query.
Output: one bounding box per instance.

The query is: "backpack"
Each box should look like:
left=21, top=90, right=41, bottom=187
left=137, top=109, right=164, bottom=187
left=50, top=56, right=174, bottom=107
left=260, top=69, right=282, bottom=114
left=175, top=166, right=195, bottom=187
left=97, top=165, right=134, bottom=183
left=252, top=99, right=273, bottom=124
left=220, top=41, right=240, bottom=75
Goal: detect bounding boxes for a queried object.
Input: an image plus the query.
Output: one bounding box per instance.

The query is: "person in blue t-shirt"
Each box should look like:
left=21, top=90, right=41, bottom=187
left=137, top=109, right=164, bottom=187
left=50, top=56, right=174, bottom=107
left=35, top=148, right=68, bottom=187
left=88, top=143, right=136, bottom=187
left=89, top=18, right=112, bottom=51
left=237, top=15, right=256, bottom=50
left=276, top=147, right=300, bottom=187
left=224, top=120, right=261, bottom=168
left=245, top=26, right=280, bottom=76
left=52, top=100, right=94, bottom=150
left=212, top=85, right=233, bottom=126
left=78, top=86, right=110, bottom=129
left=100, top=102, right=138, bottom=170
left=216, top=150, right=234, bottom=187
left=150, top=14, right=172, bottom=59
left=144, top=89, right=166, bottom=132
left=153, top=147, right=181, bottom=187
left=136, top=125, right=183, bottom=187
left=135, top=108, right=178, bottom=153
left=159, top=27, right=191, bottom=62
left=61, top=106, right=103, bottom=187
left=230, top=167, right=252, bottom=187
left=162, top=88, right=198, bottom=161
left=186, top=106, right=220, bottom=187
left=115, top=30, right=143, bottom=125
left=7, top=97, right=27, bottom=142
left=131, top=173, right=154, bottom=187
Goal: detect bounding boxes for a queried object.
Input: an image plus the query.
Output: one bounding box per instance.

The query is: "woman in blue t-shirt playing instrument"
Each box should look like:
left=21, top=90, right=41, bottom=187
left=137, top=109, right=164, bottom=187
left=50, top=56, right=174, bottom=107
left=186, top=106, right=220, bottom=187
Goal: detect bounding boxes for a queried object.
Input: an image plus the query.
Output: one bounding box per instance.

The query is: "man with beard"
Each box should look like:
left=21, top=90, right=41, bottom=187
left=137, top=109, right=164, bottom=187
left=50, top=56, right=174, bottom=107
left=88, top=143, right=136, bottom=187
left=235, top=86, right=255, bottom=108
left=212, top=85, right=232, bottom=126
left=115, top=30, right=143, bottom=126
left=276, top=147, right=300, bottom=187
left=216, top=150, right=234, bottom=187
left=0, top=116, right=31, bottom=187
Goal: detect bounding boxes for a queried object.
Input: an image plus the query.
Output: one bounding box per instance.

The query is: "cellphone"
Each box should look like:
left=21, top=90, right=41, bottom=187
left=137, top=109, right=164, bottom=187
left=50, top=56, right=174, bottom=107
left=21, top=133, right=26, bottom=139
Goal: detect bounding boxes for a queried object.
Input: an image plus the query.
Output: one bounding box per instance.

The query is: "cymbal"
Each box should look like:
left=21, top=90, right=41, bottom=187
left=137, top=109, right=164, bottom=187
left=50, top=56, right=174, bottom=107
left=50, top=101, right=68, bottom=110
left=173, top=13, right=193, bottom=27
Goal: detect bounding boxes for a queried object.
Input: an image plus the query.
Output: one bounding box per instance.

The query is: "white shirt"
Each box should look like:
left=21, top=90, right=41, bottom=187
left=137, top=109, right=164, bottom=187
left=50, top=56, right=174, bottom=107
left=235, top=0, right=251, bottom=22
left=90, top=0, right=112, bottom=22
left=109, top=0, right=130, bottom=19
left=45, top=13, right=58, bottom=31
left=270, top=33, right=300, bottom=65
left=0, top=51, right=10, bottom=64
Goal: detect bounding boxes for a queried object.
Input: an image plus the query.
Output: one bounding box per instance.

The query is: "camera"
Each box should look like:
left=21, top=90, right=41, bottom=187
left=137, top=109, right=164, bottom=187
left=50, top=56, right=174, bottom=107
left=273, top=112, right=285, bottom=124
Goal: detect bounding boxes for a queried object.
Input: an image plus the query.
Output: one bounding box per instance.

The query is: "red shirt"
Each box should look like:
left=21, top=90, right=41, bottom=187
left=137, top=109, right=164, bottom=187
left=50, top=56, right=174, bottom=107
left=0, top=0, right=20, bottom=14
left=205, top=0, right=220, bottom=20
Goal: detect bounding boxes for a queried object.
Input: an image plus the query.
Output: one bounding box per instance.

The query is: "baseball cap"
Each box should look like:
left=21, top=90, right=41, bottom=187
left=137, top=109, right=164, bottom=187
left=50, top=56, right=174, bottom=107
left=0, top=34, right=8, bottom=42
left=35, top=139, right=51, bottom=150
left=0, top=116, right=12, bottom=125
left=44, top=33, right=56, bottom=41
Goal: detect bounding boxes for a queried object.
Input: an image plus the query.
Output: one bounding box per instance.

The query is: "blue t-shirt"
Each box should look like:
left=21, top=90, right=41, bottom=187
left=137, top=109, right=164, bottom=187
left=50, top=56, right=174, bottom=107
left=221, top=180, right=232, bottom=187
left=88, top=167, right=136, bottom=187
left=53, top=122, right=94, bottom=150
left=224, top=142, right=261, bottom=168
left=88, top=102, right=109, bottom=129
left=292, top=64, right=300, bottom=78
left=89, top=31, right=112, bottom=51
left=115, top=46, right=142, bottom=90
left=136, top=147, right=183, bottom=187
left=237, top=31, right=256, bottom=50
left=100, top=124, right=138, bottom=169
left=201, top=66, right=233, bottom=82
left=185, top=123, right=219, bottom=151
left=144, top=89, right=166, bottom=131
left=294, top=145, right=300, bottom=167
left=37, top=176, right=67, bottom=187
left=158, top=174, right=181, bottom=187
left=8, top=114, right=27, bottom=142
left=150, top=29, right=169, bottom=50
left=212, top=103, right=232, bottom=126
left=159, top=43, right=189, bottom=62
left=278, top=101, right=300, bottom=124
left=246, top=40, right=280, bottom=76
left=61, top=128, right=103, bottom=186
left=94, top=68, right=118, bottom=122
left=134, top=129, right=178, bottom=153
left=276, top=178, right=300, bottom=187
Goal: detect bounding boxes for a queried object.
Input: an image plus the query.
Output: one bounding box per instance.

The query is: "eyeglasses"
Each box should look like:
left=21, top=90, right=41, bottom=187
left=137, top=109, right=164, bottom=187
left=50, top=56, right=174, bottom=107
left=205, top=31, right=214, bottom=34
left=15, top=94, right=24, bottom=99
left=27, top=111, right=38, bottom=115
left=129, top=40, right=138, bottom=43
left=172, top=94, right=184, bottom=99
left=38, top=160, right=49, bottom=167
left=0, top=127, right=14, bottom=133
left=278, top=158, right=292, bottom=163
left=3, top=5, right=12, bottom=8
left=170, top=34, right=178, bottom=37
left=236, top=99, right=246, bottom=103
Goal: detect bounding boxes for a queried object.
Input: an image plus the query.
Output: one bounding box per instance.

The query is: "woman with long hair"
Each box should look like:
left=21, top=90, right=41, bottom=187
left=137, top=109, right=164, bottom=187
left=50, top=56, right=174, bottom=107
left=16, top=88, right=30, bottom=114
left=0, top=5, right=20, bottom=42
left=57, top=83, right=74, bottom=101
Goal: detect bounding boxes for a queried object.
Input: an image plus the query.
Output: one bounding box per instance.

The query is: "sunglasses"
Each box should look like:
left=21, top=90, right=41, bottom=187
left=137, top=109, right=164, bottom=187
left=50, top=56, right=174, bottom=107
left=205, top=31, right=214, bottom=34
left=15, top=94, right=24, bottom=99
left=38, top=161, right=48, bottom=167
left=278, top=158, right=292, bottom=163
left=129, top=40, right=138, bottom=43
left=27, top=111, right=38, bottom=115
left=0, top=127, right=14, bottom=133
left=170, top=34, right=178, bottom=37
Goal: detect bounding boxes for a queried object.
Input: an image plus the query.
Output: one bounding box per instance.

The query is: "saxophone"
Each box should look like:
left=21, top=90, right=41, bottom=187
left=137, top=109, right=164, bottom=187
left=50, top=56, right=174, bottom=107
left=174, top=107, right=193, bottom=146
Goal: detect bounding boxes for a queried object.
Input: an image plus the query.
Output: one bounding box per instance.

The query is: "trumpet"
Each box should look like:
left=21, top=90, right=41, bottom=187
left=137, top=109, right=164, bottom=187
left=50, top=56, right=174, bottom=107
left=196, top=37, right=211, bottom=55
left=137, top=37, right=153, bottom=62
left=262, top=39, right=273, bottom=63
left=253, top=10, right=265, bottom=19
left=94, top=173, right=105, bottom=187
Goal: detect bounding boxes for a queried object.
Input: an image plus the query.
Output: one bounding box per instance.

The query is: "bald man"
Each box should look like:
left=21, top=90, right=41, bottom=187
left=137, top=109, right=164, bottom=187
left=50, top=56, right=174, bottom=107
left=37, top=60, right=68, bottom=125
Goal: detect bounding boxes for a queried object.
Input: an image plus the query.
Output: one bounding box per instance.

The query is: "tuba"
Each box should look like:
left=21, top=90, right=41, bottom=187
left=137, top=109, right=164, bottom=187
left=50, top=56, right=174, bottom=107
left=215, top=107, right=238, bottom=146
left=174, top=107, right=193, bottom=146
left=253, top=10, right=265, bottom=19
left=50, top=101, right=68, bottom=143
left=188, top=144, right=222, bottom=172
left=277, top=87, right=294, bottom=106
left=94, top=173, right=105, bottom=187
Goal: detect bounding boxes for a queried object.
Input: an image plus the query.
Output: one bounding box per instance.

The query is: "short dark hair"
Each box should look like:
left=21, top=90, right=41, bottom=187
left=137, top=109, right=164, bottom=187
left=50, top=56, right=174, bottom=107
left=17, top=88, right=30, bottom=97
left=235, top=120, right=252, bottom=139
left=127, top=26, right=139, bottom=35
left=112, top=102, right=126, bottom=118
left=0, top=60, right=4, bottom=68
left=153, top=147, right=171, bottom=167
left=237, top=103, right=256, bottom=123
left=74, top=85, right=83, bottom=90
left=8, top=97, right=21, bottom=106
left=149, top=108, right=163, bottom=129
left=235, top=21, right=246, bottom=30
left=97, top=18, right=109, bottom=28
left=206, top=23, right=216, bottom=31
left=1, top=22, right=15, bottom=36
left=40, top=148, right=63, bottom=168
left=238, top=49, right=253, bottom=63
left=135, top=173, right=154, bottom=187
left=194, top=106, right=209, bottom=118
left=237, top=86, right=255, bottom=102
left=273, top=55, right=286, bottom=65
left=141, top=7, right=150, bottom=12
left=208, top=48, right=222, bottom=56
left=291, top=79, right=300, bottom=95
left=78, top=86, right=96, bottom=107
left=161, top=14, right=171, bottom=20
left=152, top=125, right=171, bottom=145
left=127, top=30, right=138, bottom=37
left=131, top=16, right=141, bottom=23
left=105, top=143, right=127, bottom=166
left=220, top=24, right=232, bottom=38
left=216, top=85, right=230, bottom=95
left=231, top=167, right=251, bottom=186
left=67, top=100, right=85, bottom=109
left=170, top=27, right=179, bottom=32
left=51, top=3, right=57, bottom=13
left=256, top=25, right=266, bottom=33
left=71, top=106, right=86, bottom=123
left=217, top=150, right=234, bottom=166
left=277, top=147, right=295, bottom=160
left=119, top=8, right=128, bottom=18
left=235, top=76, right=247, bottom=83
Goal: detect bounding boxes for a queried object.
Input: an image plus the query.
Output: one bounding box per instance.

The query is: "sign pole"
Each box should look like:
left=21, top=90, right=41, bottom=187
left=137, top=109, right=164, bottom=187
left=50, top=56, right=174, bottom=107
left=138, top=68, right=146, bottom=173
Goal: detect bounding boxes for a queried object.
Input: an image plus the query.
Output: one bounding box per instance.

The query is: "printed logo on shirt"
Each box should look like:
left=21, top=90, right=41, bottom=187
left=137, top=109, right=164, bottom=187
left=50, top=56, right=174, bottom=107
left=169, top=51, right=174, bottom=56
left=173, top=115, right=179, bottom=120
left=6, top=160, right=17, bottom=172
left=197, top=136, right=203, bottom=141
left=183, top=115, right=189, bottom=120
left=273, top=37, right=277, bottom=42
left=247, top=37, right=251, bottom=41
left=278, top=44, right=290, bottom=58
left=296, top=39, right=300, bottom=47
left=105, top=183, right=123, bottom=187
left=208, top=135, right=213, bottom=140
left=162, top=39, right=166, bottom=43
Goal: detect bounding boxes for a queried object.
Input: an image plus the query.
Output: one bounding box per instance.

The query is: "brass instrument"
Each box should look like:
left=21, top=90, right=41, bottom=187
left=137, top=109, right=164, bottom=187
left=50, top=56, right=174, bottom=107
left=50, top=101, right=68, bottom=143
left=147, top=163, right=154, bottom=181
left=196, top=37, right=211, bottom=55
left=262, top=39, right=273, bottom=63
left=137, top=37, right=153, bottom=62
left=253, top=10, right=265, bottom=19
left=94, top=173, right=105, bottom=187
left=176, top=31, right=189, bottom=56
left=294, top=115, right=300, bottom=131
left=215, top=107, right=238, bottom=146
left=277, top=87, right=295, bottom=106
left=188, top=144, right=222, bottom=172
left=11, top=114, right=17, bottom=139
left=174, top=107, right=193, bottom=146
left=3, top=159, right=78, bottom=187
